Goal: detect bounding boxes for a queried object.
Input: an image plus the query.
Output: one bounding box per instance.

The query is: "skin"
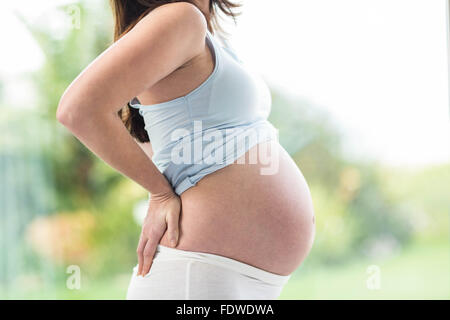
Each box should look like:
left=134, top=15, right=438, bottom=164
left=58, top=1, right=315, bottom=278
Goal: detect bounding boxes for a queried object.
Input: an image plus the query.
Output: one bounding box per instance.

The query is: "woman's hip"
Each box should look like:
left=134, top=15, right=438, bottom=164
left=126, top=245, right=291, bottom=300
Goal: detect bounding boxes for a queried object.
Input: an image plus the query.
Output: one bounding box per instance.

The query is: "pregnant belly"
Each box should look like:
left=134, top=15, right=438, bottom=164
left=159, top=140, right=316, bottom=276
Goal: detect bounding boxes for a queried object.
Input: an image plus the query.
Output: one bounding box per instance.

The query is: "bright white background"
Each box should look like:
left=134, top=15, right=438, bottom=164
left=1, top=0, right=449, bottom=167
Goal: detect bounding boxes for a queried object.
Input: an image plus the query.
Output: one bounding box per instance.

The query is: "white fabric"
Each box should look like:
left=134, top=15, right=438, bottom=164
left=126, top=245, right=291, bottom=300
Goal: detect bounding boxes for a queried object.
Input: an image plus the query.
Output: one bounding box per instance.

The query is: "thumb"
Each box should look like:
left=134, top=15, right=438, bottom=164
left=166, top=210, right=180, bottom=248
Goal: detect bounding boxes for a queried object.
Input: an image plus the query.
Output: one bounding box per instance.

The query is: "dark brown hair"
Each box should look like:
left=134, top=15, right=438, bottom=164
left=112, top=0, right=241, bottom=143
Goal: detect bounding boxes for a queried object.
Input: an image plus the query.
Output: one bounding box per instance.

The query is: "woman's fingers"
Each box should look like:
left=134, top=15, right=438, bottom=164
left=136, top=233, right=147, bottom=276
left=141, top=233, right=159, bottom=276
left=166, top=210, right=180, bottom=247
left=137, top=193, right=181, bottom=276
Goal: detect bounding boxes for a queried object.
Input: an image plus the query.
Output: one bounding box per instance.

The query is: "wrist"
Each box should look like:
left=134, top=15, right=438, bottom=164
left=151, top=185, right=176, bottom=202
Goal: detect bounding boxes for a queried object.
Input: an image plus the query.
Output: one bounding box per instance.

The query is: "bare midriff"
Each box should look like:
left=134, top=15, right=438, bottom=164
left=158, top=140, right=316, bottom=276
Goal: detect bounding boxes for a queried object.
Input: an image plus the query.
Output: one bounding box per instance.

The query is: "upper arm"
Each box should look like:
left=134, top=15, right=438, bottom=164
left=57, top=2, right=207, bottom=121
left=136, top=140, right=154, bottom=159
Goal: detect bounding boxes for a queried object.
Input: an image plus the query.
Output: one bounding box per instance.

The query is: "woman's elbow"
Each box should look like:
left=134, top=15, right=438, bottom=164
left=56, top=101, right=72, bottom=126
left=56, top=98, right=86, bottom=130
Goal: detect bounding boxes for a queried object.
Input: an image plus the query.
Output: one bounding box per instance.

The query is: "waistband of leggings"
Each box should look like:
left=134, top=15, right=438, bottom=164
left=154, top=245, right=291, bottom=287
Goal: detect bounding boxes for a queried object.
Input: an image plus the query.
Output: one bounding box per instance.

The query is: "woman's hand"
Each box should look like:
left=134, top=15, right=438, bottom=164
left=136, top=190, right=181, bottom=276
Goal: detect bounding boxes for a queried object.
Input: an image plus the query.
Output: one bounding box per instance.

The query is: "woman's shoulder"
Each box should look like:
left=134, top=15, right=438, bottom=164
left=121, top=2, right=208, bottom=72
left=152, top=1, right=205, bottom=17
left=137, top=2, right=207, bottom=39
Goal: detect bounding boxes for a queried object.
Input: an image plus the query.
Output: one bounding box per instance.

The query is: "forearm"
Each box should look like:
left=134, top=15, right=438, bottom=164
left=59, top=110, right=172, bottom=196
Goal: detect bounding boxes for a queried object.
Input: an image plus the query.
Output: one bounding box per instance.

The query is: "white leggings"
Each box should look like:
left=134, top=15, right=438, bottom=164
left=126, top=245, right=291, bottom=300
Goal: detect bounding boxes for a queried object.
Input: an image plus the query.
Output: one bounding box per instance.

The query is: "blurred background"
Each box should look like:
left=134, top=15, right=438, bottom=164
left=0, top=0, right=449, bottom=299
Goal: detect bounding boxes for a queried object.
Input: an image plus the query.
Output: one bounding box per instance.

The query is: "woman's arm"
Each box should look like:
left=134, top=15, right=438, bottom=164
left=136, top=140, right=153, bottom=200
left=56, top=2, right=207, bottom=275
left=56, top=2, right=206, bottom=195
left=136, top=141, right=154, bottom=160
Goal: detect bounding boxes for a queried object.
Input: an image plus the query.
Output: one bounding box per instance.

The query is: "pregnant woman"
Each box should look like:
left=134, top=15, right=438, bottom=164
left=57, top=0, right=315, bottom=299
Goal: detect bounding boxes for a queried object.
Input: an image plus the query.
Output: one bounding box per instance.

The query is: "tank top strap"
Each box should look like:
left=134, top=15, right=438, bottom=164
left=207, top=29, right=242, bottom=64
left=206, top=29, right=228, bottom=49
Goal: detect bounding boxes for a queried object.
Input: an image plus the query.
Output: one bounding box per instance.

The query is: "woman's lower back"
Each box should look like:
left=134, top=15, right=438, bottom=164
left=158, top=140, right=316, bottom=276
